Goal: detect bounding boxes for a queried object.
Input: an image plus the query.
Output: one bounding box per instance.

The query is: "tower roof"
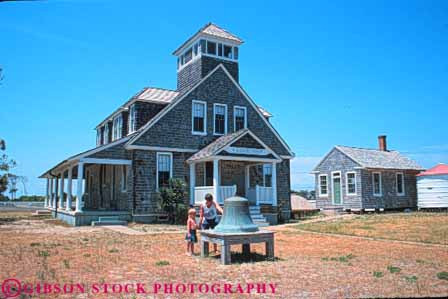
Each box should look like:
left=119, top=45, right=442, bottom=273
left=173, top=23, right=243, bottom=55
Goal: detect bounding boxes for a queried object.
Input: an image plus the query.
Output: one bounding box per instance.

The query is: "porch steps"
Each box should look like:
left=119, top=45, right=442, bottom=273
left=91, top=216, right=127, bottom=226
left=249, top=206, right=270, bottom=227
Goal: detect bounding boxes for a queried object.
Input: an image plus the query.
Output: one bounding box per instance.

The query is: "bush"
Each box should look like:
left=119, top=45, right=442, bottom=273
left=156, top=178, right=188, bottom=224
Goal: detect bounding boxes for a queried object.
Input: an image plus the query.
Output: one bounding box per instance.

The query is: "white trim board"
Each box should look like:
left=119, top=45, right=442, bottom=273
left=126, top=145, right=197, bottom=152
left=125, top=64, right=294, bottom=157
left=79, top=158, right=132, bottom=165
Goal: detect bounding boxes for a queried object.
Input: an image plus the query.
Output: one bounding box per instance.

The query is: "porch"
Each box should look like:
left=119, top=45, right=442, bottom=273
left=41, top=157, right=132, bottom=226
left=189, top=158, right=278, bottom=207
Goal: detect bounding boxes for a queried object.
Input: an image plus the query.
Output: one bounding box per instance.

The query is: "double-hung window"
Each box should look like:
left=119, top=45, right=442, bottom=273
left=120, top=165, right=127, bottom=192
left=319, top=174, right=328, bottom=196
left=103, top=125, right=109, bottom=144
left=96, top=128, right=102, bottom=146
left=128, top=104, right=137, bottom=134
left=396, top=172, right=405, bottom=196
left=346, top=172, right=357, bottom=195
left=372, top=172, right=382, bottom=196
left=213, top=104, right=227, bottom=135
left=263, top=164, right=272, bottom=187
left=192, top=100, right=207, bottom=135
left=112, top=114, right=123, bottom=141
left=234, top=106, right=247, bottom=131
left=157, top=153, right=172, bottom=190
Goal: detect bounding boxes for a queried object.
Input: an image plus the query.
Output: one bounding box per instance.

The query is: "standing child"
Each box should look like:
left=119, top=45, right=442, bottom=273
left=185, top=208, right=198, bottom=256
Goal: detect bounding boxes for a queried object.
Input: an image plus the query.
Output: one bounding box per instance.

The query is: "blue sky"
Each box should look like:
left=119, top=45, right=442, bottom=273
left=1, top=0, right=447, bottom=195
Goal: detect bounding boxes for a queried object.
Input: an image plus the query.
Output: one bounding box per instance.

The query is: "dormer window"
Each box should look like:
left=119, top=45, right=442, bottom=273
left=128, top=104, right=137, bottom=134
left=96, top=128, right=102, bottom=146
left=223, top=45, right=232, bottom=59
left=112, top=114, right=123, bottom=141
left=103, top=124, right=109, bottom=144
left=192, top=100, right=207, bottom=135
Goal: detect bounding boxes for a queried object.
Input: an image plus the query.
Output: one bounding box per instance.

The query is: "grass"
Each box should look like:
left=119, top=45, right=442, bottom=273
left=387, top=266, right=401, bottom=274
left=404, top=275, right=418, bottom=283
left=373, top=271, right=384, bottom=278
left=296, top=212, right=448, bottom=244
left=108, top=248, right=119, bottom=253
left=437, top=272, right=448, bottom=281
left=155, top=260, right=170, bottom=266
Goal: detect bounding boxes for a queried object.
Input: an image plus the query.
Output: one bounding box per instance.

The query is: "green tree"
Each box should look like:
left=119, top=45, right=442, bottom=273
left=0, top=139, right=17, bottom=200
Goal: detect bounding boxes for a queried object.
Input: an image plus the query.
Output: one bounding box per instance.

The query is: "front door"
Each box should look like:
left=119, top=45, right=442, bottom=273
left=332, top=172, right=342, bottom=204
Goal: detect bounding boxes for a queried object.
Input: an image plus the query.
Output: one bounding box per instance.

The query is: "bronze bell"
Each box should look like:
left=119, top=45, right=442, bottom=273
left=214, top=196, right=259, bottom=233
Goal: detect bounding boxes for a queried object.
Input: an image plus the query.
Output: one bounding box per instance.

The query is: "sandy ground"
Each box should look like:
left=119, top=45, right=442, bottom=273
left=0, top=214, right=447, bottom=298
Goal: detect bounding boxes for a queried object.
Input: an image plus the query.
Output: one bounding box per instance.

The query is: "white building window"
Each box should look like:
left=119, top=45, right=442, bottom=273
left=213, top=103, right=227, bottom=135
left=103, top=125, right=109, bottom=144
left=396, top=172, right=405, bottom=196
left=112, top=114, right=123, bottom=141
left=234, top=106, right=247, bottom=131
left=96, top=128, right=102, bottom=146
left=128, top=104, right=137, bottom=134
left=346, top=172, right=357, bottom=195
left=372, top=172, right=382, bottom=196
left=121, top=165, right=127, bottom=192
left=263, top=164, right=272, bottom=187
left=319, top=174, right=328, bottom=196
left=192, top=100, right=207, bottom=135
left=156, top=153, right=172, bottom=190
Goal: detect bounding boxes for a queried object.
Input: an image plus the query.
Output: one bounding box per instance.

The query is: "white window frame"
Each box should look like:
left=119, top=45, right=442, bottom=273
left=128, top=104, right=137, bottom=134
left=372, top=172, right=382, bottom=197
left=396, top=172, right=405, bottom=196
left=213, top=103, right=227, bottom=136
left=318, top=174, right=328, bottom=197
left=331, top=171, right=343, bottom=204
left=156, top=152, right=173, bottom=191
left=120, top=165, right=127, bottom=192
left=112, top=114, right=123, bottom=141
left=103, top=125, right=109, bottom=144
left=192, top=100, right=207, bottom=135
left=233, top=106, right=247, bottom=131
left=96, top=128, right=102, bottom=146
left=345, top=172, right=357, bottom=196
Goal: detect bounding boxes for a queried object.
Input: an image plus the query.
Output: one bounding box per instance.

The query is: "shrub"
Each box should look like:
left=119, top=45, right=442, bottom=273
left=437, top=272, right=448, bottom=281
left=387, top=266, right=401, bottom=274
left=156, top=178, right=187, bottom=224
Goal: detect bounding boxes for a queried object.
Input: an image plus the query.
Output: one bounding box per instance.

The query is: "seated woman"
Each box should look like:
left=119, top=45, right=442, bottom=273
left=199, top=193, right=223, bottom=252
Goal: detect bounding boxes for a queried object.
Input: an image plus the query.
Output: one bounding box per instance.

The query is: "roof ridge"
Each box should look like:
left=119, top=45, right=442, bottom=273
left=336, top=145, right=398, bottom=152
left=141, top=86, right=178, bottom=92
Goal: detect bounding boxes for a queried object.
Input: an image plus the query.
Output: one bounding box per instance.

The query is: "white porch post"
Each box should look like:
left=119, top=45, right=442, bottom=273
left=53, top=177, right=59, bottom=208
left=66, top=167, right=73, bottom=211
left=245, top=165, right=250, bottom=196
left=75, top=162, right=84, bottom=212
left=272, top=162, right=278, bottom=207
left=45, top=178, right=50, bottom=208
left=189, top=163, right=195, bottom=206
left=213, top=159, right=219, bottom=203
left=59, top=171, right=65, bottom=209
left=49, top=178, right=54, bottom=208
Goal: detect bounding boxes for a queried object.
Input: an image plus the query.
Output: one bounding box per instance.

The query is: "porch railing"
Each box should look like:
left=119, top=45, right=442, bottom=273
left=194, top=185, right=237, bottom=205
left=247, top=185, right=273, bottom=205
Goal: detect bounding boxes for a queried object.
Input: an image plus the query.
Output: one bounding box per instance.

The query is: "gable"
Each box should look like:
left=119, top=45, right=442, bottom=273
left=127, top=65, right=293, bottom=157
left=230, top=133, right=264, bottom=149
left=313, top=147, right=361, bottom=172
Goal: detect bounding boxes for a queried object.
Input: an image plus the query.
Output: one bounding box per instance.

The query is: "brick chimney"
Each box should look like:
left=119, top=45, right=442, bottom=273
left=378, top=135, right=387, bottom=151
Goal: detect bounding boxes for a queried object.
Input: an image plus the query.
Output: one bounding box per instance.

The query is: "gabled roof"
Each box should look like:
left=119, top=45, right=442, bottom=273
left=95, top=87, right=178, bottom=129
left=173, top=23, right=243, bottom=56
left=335, top=145, right=423, bottom=170
left=187, top=128, right=281, bottom=162
left=125, top=64, right=294, bottom=157
left=416, top=163, right=448, bottom=176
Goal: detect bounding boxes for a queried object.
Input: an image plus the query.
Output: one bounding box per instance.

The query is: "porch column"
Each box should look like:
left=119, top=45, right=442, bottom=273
left=45, top=178, right=50, bottom=208
left=54, top=176, right=59, bottom=208
left=49, top=178, right=54, bottom=208
left=213, top=159, right=219, bottom=203
left=66, top=166, right=73, bottom=211
left=75, top=162, right=84, bottom=212
left=272, top=162, right=278, bottom=207
left=245, top=165, right=250, bottom=196
left=59, top=171, right=65, bottom=209
left=189, top=163, right=195, bottom=206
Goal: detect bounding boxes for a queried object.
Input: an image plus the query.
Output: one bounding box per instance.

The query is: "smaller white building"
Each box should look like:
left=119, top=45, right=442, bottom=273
left=417, top=163, right=448, bottom=209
